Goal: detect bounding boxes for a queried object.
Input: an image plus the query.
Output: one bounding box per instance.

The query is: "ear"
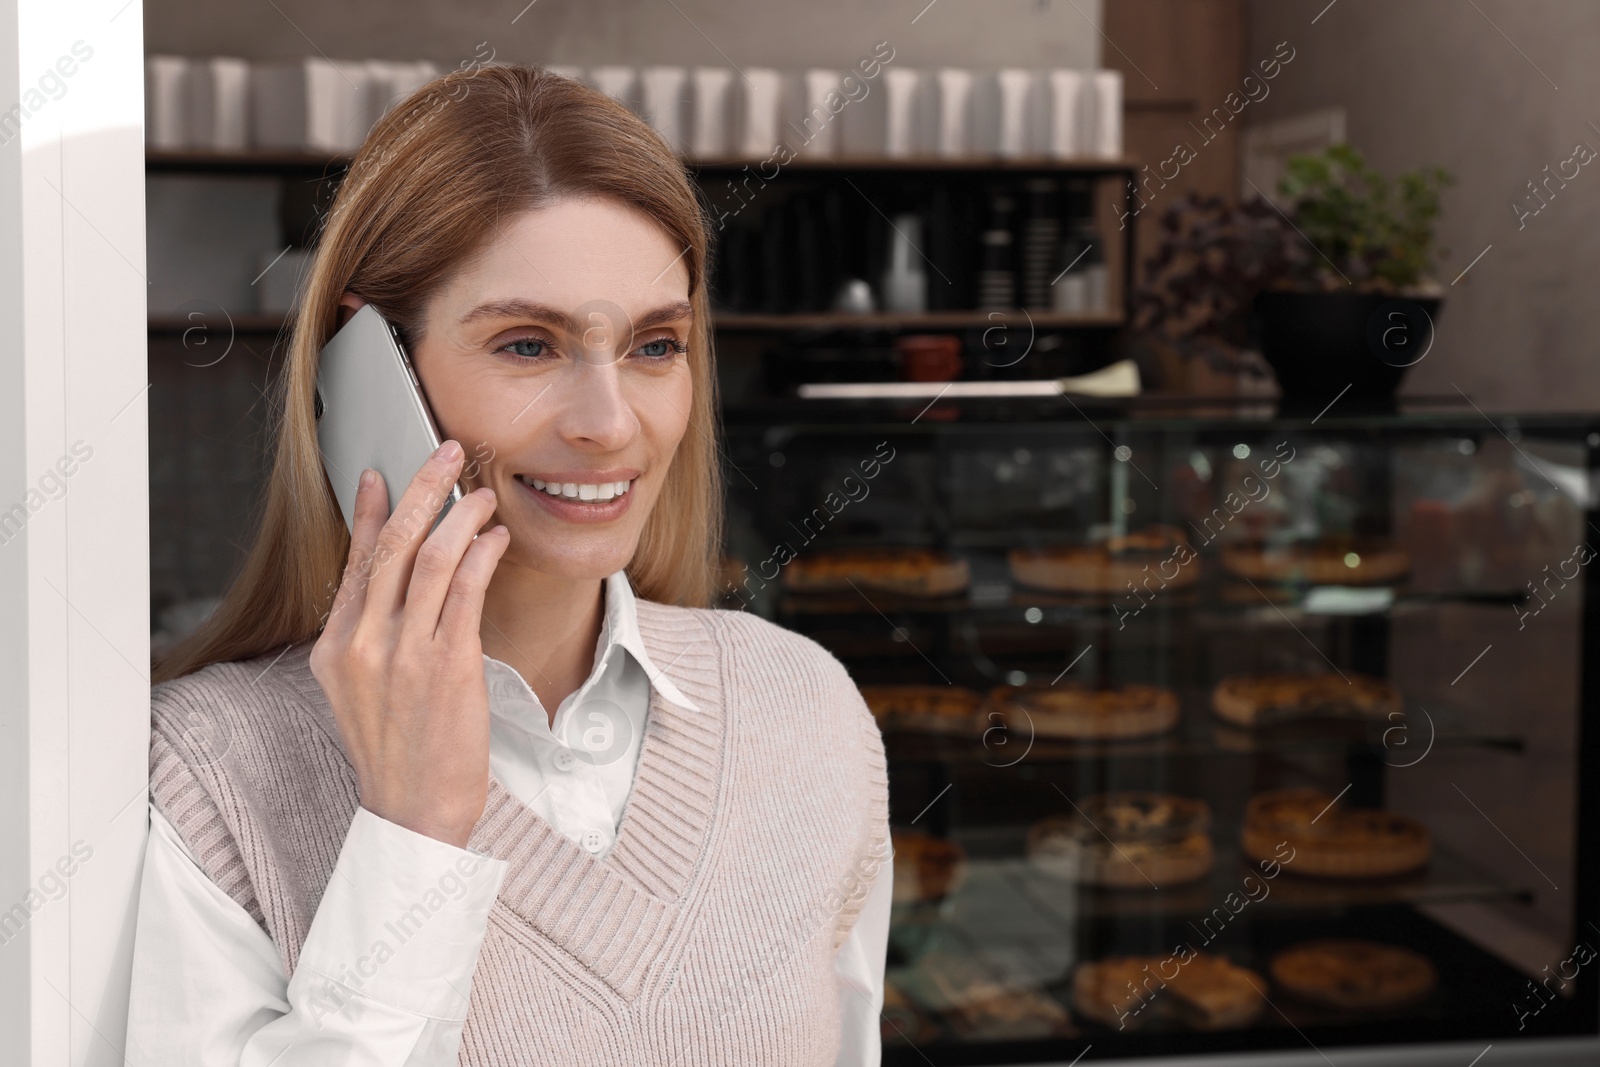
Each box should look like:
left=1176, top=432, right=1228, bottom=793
left=335, top=291, right=369, bottom=330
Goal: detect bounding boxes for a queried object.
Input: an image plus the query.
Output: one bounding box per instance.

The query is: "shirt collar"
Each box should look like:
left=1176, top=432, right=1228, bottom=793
left=480, top=570, right=701, bottom=715
left=603, top=569, right=702, bottom=713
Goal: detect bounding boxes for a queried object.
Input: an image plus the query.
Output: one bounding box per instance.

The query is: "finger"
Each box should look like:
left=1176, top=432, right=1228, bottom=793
left=435, top=524, right=512, bottom=644
left=397, top=485, right=501, bottom=643
left=324, top=468, right=391, bottom=639
left=365, top=441, right=466, bottom=616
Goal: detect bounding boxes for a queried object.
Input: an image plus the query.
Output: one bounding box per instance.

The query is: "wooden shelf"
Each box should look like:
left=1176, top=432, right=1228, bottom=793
left=145, top=149, right=1139, bottom=176
left=149, top=314, right=289, bottom=335
left=713, top=310, right=1124, bottom=331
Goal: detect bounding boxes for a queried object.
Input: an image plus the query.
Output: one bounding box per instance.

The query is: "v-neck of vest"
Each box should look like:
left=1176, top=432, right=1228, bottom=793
left=466, top=601, right=725, bottom=997
left=278, top=598, right=725, bottom=997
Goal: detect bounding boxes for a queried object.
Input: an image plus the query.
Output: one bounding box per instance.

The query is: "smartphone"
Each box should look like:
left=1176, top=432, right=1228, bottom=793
left=315, top=303, right=463, bottom=535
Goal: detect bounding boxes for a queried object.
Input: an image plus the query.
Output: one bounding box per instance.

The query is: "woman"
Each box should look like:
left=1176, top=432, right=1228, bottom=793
left=128, top=65, right=892, bottom=1065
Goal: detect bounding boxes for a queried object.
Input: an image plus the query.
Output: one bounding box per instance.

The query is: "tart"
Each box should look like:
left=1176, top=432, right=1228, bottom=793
left=1270, top=939, right=1437, bottom=1011
left=943, top=981, right=1076, bottom=1041
left=990, top=683, right=1181, bottom=740
left=1211, top=672, right=1402, bottom=727
left=1028, top=792, right=1213, bottom=888
left=891, top=828, right=968, bottom=905
left=1009, top=524, right=1200, bottom=594
left=782, top=546, right=970, bottom=597
left=1241, top=788, right=1430, bottom=879
left=1222, top=539, right=1410, bottom=586
left=860, top=684, right=985, bottom=735
left=1073, top=953, right=1265, bottom=1030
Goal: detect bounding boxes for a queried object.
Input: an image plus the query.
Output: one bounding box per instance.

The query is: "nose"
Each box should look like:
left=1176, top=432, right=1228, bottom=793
left=549, top=356, right=640, bottom=451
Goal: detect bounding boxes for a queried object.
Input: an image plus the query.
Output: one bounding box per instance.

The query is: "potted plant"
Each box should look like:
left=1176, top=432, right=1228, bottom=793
left=1254, top=144, right=1454, bottom=410
left=1130, top=194, right=1296, bottom=399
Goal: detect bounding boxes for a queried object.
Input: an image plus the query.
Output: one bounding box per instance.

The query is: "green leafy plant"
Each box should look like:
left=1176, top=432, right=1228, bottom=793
left=1275, top=143, right=1453, bottom=292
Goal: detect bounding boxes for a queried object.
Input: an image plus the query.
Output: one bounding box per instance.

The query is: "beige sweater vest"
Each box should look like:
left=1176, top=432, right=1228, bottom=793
left=149, top=600, right=891, bottom=1065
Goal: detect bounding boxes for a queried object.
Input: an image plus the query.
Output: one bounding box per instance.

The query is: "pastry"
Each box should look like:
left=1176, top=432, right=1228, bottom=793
left=1270, top=939, right=1437, bottom=1011
left=1212, top=672, right=1402, bottom=727
left=990, top=683, right=1180, bottom=740
left=860, top=684, right=984, bottom=735
left=782, top=546, right=970, bottom=597
left=1009, top=524, right=1200, bottom=594
left=891, top=828, right=968, bottom=905
left=1028, top=792, right=1213, bottom=888
left=943, top=981, right=1076, bottom=1041
left=1241, top=788, right=1430, bottom=879
left=1222, top=539, right=1410, bottom=586
left=1073, top=953, right=1265, bottom=1030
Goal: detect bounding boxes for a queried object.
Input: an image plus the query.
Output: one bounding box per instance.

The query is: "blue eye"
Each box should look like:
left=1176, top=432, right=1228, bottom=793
left=635, top=338, right=686, bottom=360
left=500, top=338, right=548, bottom=360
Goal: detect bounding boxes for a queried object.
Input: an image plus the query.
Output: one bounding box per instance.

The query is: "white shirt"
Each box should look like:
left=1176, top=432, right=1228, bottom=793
left=125, top=570, right=892, bottom=1065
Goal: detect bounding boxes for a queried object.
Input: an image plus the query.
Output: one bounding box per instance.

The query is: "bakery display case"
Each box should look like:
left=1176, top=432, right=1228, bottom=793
left=719, top=402, right=1600, bottom=1064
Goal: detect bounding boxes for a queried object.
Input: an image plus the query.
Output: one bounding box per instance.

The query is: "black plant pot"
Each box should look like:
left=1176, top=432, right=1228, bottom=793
left=1253, top=291, right=1442, bottom=415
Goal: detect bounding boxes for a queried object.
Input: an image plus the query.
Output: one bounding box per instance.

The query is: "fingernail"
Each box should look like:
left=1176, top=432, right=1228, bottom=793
left=438, top=440, right=463, bottom=461
left=359, top=468, right=374, bottom=488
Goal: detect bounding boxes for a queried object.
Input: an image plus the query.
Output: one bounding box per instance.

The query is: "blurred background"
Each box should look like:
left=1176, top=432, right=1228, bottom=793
left=140, top=2, right=1600, bottom=1064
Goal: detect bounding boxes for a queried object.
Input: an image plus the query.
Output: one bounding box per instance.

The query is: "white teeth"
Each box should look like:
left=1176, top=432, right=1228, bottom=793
left=521, top=475, right=634, bottom=501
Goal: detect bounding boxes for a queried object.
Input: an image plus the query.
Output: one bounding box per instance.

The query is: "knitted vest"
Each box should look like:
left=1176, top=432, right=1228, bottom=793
left=149, top=600, right=891, bottom=1065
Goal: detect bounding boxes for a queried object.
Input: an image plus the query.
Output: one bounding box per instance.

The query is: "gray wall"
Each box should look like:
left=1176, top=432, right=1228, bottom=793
left=1247, top=0, right=1600, bottom=411
left=145, top=0, right=1099, bottom=71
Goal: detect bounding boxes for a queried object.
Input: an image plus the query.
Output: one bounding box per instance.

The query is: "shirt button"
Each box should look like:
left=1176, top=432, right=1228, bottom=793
left=552, top=748, right=577, bottom=772
left=581, top=829, right=606, bottom=853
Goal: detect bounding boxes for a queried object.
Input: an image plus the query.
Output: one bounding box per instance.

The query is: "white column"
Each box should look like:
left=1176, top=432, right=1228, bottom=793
left=0, top=1, right=147, bottom=1064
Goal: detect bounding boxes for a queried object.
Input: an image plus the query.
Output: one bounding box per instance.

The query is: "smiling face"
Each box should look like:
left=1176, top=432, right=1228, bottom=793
left=406, top=195, right=694, bottom=580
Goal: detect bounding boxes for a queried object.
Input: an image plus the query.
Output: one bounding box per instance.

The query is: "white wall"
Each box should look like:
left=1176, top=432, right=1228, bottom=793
left=0, top=1, right=147, bottom=1063
left=145, top=0, right=1100, bottom=70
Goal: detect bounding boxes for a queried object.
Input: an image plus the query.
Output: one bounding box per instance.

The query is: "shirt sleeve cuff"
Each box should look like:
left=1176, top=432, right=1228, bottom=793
left=292, top=805, right=508, bottom=1023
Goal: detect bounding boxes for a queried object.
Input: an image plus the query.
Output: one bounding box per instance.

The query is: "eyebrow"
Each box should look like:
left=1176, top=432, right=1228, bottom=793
left=457, top=298, right=694, bottom=337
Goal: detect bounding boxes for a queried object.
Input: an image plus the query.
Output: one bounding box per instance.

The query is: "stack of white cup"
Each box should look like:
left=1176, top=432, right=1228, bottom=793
left=146, top=56, right=1124, bottom=162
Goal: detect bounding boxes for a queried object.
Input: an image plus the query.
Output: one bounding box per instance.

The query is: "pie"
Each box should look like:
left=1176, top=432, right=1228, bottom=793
left=1009, top=524, right=1200, bottom=594
left=891, top=828, right=968, bottom=904
left=782, top=546, right=970, bottom=597
left=1028, top=792, right=1213, bottom=888
left=860, top=684, right=985, bottom=735
left=1270, top=939, right=1437, bottom=1010
left=911, top=951, right=1077, bottom=1040
left=1212, top=673, right=1402, bottom=727
left=1222, top=539, right=1410, bottom=586
left=990, top=683, right=1181, bottom=740
left=1073, top=953, right=1265, bottom=1030
left=1241, top=788, right=1430, bottom=879
left=943, top=981, right=1076, bottom=1041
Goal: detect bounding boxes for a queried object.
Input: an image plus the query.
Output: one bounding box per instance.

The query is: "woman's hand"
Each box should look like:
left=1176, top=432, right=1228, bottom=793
left=309, top=440, right=511, bottom=848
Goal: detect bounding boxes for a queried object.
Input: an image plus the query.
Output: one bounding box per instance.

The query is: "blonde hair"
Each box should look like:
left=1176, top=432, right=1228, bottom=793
left=154, top=65, right=722, bottom=684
